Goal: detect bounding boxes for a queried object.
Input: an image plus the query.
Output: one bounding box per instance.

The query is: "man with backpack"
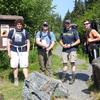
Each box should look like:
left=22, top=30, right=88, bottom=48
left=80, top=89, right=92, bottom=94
left=83, top=20, right=100, bottom=84
left=35, top=21, right=56, bottom=77
left=7, top=19, right=30, bottom=86
left=84, top=20, right=100, bottom=64
left=59, top=19, right=80, bottom=84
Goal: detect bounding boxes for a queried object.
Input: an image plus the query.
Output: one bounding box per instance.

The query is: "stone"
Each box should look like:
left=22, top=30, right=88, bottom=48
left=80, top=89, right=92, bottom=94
left=22, top=72, right=68, bottom=100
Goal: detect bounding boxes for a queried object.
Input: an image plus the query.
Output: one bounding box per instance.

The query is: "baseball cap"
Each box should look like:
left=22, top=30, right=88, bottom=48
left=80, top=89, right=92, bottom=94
left=43, top=21, right=48, bottom=26
left=64, top=19, right=71, bottom=24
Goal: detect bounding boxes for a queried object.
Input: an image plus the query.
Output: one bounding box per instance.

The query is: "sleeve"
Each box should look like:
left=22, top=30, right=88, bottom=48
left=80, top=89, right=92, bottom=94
left=74, top=30, right=80, bottom=40
left=7, top=30, right=13, bottom=40
left=35, top=31, right=41, bottom=39
left=50, top=32, right=56, bottom=41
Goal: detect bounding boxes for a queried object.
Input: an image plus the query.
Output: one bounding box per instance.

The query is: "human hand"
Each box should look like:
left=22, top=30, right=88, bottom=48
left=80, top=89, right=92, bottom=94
left=46, top=47, right=50, bottom=52
left=41, top=40, right=49, bottom=48
left=63, top=44, right=71, bottom=48
left=8, top=51, right=11, bottom=58
left=63, top=44, right=67, bottom=48
left=88, top=38, right=93, bottom=42
left=66, top=44, right=71, bottom=48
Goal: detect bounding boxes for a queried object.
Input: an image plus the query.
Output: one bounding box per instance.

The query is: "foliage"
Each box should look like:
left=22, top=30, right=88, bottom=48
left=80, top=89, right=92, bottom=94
left=0, top=80, right=23, bottom=100
left=0, top=0, right=62, bottom=34
left=0, top=51, right=9, bottom=70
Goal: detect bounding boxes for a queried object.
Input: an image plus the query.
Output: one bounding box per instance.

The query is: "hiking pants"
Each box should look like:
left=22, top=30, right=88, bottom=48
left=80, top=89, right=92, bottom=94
left=88, top=48, right=99, bottom=64
left=38, top=50, right=52, bottom=76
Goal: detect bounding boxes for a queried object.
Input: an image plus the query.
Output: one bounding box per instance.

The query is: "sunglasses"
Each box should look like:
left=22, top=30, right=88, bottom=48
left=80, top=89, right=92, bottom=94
left=84, top=23, right=90, bottom=25
left=65, top=22, right=70, bottom=24
left=43, top=24, right=48, bottom=27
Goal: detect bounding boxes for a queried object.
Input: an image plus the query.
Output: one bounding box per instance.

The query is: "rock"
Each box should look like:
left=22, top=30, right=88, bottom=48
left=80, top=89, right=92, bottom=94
left=92, top=57, right=100, bottom=88
left=22, top=72, right=68, bottom=100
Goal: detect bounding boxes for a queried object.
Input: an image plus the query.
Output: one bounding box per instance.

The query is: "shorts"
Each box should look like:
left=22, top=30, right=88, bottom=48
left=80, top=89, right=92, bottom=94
left=62, top=51, right=77, bottom=63
left=10, top=51, right=29, bottom=68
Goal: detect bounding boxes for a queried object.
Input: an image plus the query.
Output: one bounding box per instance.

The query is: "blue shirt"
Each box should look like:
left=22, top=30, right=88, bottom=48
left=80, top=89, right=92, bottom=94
left=36, top=31, right=56, bottom=47
left=8, top=29, right=29, bottom=52
left=59, top=28, right=80, bottom=52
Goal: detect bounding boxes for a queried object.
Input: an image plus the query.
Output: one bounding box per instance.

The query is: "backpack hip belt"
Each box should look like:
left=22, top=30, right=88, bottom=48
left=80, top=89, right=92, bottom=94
left=11, top=44, right=27, bottom=53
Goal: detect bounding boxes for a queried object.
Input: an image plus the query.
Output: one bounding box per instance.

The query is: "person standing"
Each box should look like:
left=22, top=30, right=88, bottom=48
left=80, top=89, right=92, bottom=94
left=84, top=20, right=100, bottom=63
left=35, top=22, right=56, bottom=77
left=7, top=19, right=30, bottom=86
left=59, top=19, right=80, bottom=84
left=83, top=20, right=100, bottom=81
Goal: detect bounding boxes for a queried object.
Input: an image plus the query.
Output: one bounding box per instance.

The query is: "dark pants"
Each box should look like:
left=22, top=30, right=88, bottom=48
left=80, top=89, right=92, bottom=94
left=88, top=48, right=99, bottom=64
left=38, top=50, right=52, bottom=76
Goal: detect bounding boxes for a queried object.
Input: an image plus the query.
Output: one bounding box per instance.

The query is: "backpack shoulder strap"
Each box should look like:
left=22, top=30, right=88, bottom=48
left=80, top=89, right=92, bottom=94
left=48, top=31, right=51, bottom=40
left=11, top=29, right=16, bottom=39
left=40, top=31, right=42, bottom=38
left=22, top=29, right=26, bottom=39
left=39, top=31, right=51, bottom=40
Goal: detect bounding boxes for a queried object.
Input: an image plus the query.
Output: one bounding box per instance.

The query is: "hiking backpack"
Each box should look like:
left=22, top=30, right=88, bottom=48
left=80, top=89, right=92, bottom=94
left=11, top=29, right=26, bottom=40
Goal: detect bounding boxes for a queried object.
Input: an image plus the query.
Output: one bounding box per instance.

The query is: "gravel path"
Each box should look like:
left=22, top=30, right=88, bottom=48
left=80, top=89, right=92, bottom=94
left=53, top=45, right=93, bottom=100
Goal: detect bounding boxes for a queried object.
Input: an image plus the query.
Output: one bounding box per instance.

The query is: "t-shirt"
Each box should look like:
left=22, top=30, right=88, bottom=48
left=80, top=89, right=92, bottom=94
left=59, top=28, right=80, bottom=52
left=36, top=31, right=56, bottom=49
left=8, top=29, right=29, bottom=52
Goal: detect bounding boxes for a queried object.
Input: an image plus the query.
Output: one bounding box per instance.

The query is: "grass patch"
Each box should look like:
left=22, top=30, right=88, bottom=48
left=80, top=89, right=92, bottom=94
left=77, top=53, right=89, bottom=70
left=52, top=54, right=62, bottom=72
left=0, top=80, right=23, bottom=100
left=77, top=63, right=88, bottom=70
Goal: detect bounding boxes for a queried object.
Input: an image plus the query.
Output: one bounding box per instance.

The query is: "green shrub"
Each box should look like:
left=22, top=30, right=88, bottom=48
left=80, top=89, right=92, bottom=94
left=0, top=51, right=9, bottom=70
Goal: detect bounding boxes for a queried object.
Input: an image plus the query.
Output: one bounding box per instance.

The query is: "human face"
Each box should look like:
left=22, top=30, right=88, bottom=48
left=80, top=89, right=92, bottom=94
left=43, top=24, right=48, bottom=31
left=84, top=21, right=91, bottom=30
left=16, top=23, right=23, bottom=31
left=64, top=22, right=71, bottom=29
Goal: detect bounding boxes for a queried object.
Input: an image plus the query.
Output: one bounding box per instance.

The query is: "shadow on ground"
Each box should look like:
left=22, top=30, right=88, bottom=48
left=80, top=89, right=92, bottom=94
left=76, top=73, right=89, bottom=81
left=9, top=70, right=24, bottom=83
left=82, top=88, right=90, bottom=94
left=54, top=72, right=89, bottom=81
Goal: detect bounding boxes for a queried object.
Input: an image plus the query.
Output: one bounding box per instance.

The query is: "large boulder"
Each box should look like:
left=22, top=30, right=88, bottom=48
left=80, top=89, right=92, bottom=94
left=22, top=72, right=68, bottom=100
left=92, top=57, right=100, bottom=88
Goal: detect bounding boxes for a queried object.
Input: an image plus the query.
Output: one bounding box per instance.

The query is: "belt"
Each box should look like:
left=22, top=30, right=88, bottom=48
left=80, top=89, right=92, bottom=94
left=11, top=44, right=27, bottom=53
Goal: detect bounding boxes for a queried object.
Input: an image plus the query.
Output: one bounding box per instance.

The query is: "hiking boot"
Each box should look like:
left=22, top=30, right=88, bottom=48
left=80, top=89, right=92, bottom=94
left=14, top=78, right=19, bottom=86
left=61, top=78, right=67, bottom=83
left=61, top=71, right=68, bottom=83
left=69, top=78, right=75, bottom=85
left=69, top=74, right=76, bottom=85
